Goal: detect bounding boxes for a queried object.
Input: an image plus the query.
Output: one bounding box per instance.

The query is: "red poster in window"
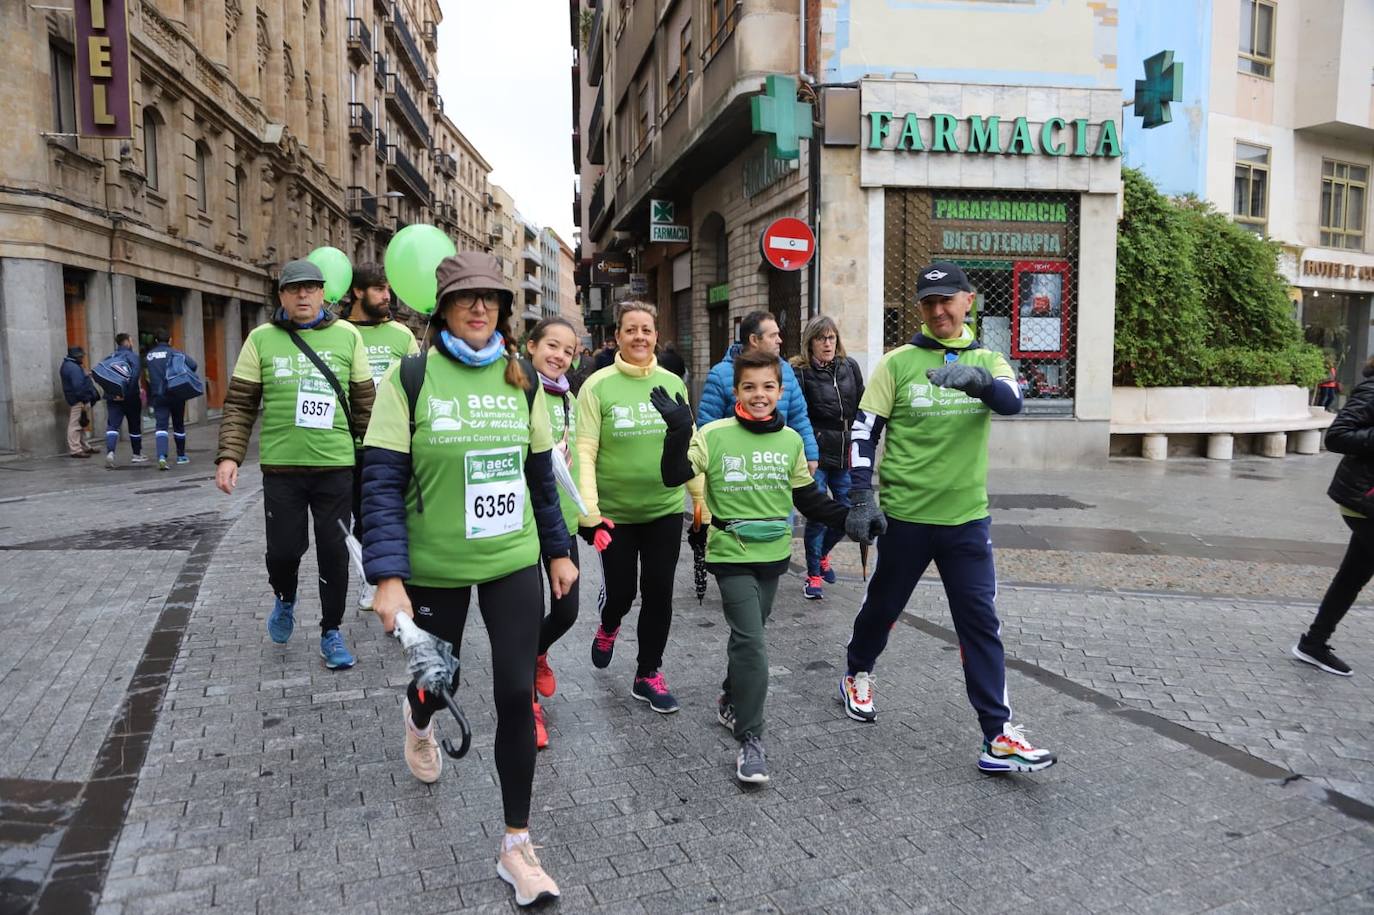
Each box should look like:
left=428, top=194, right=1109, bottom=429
left=1011, top=260, right=1071, bottom=359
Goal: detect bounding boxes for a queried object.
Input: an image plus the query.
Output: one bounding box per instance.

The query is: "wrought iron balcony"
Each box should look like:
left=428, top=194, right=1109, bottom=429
left=374, top=52, right=388, bottom=89
left=375, top=127, right=389, bottom=163
left=384, top=72, right=431, bottom=147
left=387, top=2, right=428, bottom=82
left=587, top=85, right=604, bottom=164
left=348, top=102, right=373, bottom=145
left=386, top=144, right=431, bottom=202
left=346, top=18, right=371, bottom=65
left=587, top=1, right=604, bottom=86
left=346, top=186, right=378, bottom=227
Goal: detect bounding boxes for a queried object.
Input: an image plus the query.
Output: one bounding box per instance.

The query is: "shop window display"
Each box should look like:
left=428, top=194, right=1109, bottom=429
left=884, top=188, right=1080, bottom=413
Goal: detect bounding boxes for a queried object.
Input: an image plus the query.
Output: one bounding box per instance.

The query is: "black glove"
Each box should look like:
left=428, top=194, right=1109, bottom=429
left=578, top=518, right=614, bottom=550
left=687, top=523, right=708, bottom=552
left=845, top=489, right=887, bottom=544
left=649, top=385, right=693, bottom=434
left=926, top=364, right=993, bottom=397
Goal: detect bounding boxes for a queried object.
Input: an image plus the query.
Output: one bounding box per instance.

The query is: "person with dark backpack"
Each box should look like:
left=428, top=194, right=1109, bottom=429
left=144, top=328, right=200, bottom=470
left=95, top=334, right=145, bottom=469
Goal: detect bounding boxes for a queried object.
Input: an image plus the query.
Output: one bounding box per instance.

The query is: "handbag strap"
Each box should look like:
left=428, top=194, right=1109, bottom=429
left=286, top=329, right=357, bottom=441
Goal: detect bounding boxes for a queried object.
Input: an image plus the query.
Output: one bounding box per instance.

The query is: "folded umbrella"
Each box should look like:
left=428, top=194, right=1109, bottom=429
left=692, top=504, right=707, bottom=604
left=392, top=614, right=471, bottom=760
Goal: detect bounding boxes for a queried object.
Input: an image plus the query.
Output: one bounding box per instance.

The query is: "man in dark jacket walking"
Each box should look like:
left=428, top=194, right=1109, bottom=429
left=101, top=334, right=145, bottom=469
left=144, top=329, right=198, bottom=470
left=1292, top=356, right=1374, bottom=676
left=60, top=346, right=100, bottom=457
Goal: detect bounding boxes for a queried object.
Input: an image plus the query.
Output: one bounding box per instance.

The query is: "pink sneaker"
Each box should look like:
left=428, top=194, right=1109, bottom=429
left=631, top=671, right=680, bottom=713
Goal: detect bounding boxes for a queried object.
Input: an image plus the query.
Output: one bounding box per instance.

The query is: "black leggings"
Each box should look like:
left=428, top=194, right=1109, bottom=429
left=404, top=565, right=542, bottom=830
left=597, top=513, right=684, bottom=678
left=538, top=538, right=580, bottom=656
left=1307, top=515, right=1374, bottom=642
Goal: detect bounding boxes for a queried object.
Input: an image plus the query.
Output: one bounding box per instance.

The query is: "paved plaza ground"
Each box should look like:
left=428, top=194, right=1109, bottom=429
left=1, top=435, right=1371, bottom=914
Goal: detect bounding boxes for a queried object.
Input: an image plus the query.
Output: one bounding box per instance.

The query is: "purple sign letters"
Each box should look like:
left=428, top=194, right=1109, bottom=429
left=75, top=0, right=133, bottom=139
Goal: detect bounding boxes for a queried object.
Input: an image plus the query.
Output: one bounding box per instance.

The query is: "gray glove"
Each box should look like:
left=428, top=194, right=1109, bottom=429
left=926, top=364, right=993, bottom=397
left=845, top=489, right=887, bottom=544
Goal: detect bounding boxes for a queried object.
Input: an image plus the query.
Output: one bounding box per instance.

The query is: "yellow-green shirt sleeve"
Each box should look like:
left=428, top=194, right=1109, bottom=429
left=575, top=377, right=603, bottom=524
left=858, top=355, right=895, bottom=419
left=362, top=364, right=410, bottom=453
left=348, top=325, right=371, bottom=384
left=232, top=329, right=262, bottom=383
left=528, top=382, right=553, bottom=453
left=405, top=327, right=421, bottom=355
left=789, top=446, right=813, bottom=488
left=686, top=429, right=711, bottom=524
left=988, top=350, right=1015, bottom=381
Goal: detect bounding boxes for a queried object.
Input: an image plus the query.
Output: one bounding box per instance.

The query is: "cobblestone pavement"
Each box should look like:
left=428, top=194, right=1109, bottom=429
left=1, top=449, right=1372, bottom=914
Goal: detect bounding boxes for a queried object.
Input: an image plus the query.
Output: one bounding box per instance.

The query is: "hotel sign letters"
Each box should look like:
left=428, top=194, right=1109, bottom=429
left=76, top=0, right=133, bottom=139
left=1303, top=260, right=1374, bottom=282
left=867, top=112, right=1121, bottom=158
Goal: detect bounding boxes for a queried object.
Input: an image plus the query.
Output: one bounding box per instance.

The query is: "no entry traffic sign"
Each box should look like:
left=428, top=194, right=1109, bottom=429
left=759, top=217, right=815, bottom=271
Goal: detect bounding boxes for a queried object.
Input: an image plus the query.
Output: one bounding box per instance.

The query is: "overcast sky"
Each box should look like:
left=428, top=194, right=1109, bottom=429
left=436, top=0, right=577, bottom=244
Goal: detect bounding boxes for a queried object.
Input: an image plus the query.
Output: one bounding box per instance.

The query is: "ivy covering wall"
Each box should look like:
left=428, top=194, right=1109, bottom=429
left=1114, top=168, right=1324, bottom=388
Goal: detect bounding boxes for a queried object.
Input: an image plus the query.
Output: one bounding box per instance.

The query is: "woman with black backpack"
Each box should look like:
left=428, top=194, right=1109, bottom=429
left=791, top=315, right=865, bottom=600
left=1293, top=356, right=1374, bottom=677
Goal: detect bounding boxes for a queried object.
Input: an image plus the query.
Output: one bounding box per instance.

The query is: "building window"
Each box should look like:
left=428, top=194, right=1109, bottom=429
left=232, top=166, right=246, bottom=232
left=195, top=142, right=211, bottom=213
left=1233, top=142, right=1269, bottom=233
left=142, top=108, right=161, bottom=191
left=1238, top=0, right=1275, bottom=79
left=50, top=43, right=77, bottom=140
left=1321, top=159, right=1367, bottom=251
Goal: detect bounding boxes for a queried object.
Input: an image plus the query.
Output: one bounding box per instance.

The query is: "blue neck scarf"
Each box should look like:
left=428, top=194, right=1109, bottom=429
left=439, top=330, right=506, bottom=367
left=276, top=307, right=328, bottom=329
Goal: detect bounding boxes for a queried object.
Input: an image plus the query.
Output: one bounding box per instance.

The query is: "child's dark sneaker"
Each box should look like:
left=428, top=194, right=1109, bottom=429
left=736, top=734, right=769, bottom=784
left=1292, top=637, right=1353, bottom=676
left=716, top=693, right=736, bottom=731
left=631, top=671, right=679, bottom=713
left=819, top=555, right=837, bottom=584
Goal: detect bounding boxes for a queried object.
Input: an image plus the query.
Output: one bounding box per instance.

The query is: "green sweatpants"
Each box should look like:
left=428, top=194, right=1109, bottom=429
left=717, top=570, right=781, bottom=740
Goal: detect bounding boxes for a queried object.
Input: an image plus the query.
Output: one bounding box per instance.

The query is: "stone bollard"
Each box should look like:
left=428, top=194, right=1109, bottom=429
left=1142, top=434, right=1168, bottom=461
left=1206, top=433, right=1234, bottom=460
left=1294, top=429, right=1322, bottom=454
left=1259, top=431, right=1287, bottom=458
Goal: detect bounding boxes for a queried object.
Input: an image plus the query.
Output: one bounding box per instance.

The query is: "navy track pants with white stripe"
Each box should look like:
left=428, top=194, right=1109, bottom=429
left=845, top=516, right=1010, bottom=740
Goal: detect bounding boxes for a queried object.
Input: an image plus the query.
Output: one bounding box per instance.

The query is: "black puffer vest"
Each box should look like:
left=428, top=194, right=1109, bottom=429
left=795, top=356, right=864, bottom=470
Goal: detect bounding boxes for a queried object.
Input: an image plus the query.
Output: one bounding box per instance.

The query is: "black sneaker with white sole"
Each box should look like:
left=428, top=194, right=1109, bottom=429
left=1292, top=638, right=1353, bottom=676
left=717, top=693, right=736, bottom=731
left=736, top=734, right=769, bottom=784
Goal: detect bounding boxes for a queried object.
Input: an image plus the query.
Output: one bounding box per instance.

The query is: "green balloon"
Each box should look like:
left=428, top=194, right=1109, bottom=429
left=384, top=224, right=456, bottom=315
left=306, top=246, right=353, bottom=303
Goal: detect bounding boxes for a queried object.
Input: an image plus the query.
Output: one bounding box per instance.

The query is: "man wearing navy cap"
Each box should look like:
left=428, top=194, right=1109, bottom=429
left=838, top=261, right=1057, bottom=774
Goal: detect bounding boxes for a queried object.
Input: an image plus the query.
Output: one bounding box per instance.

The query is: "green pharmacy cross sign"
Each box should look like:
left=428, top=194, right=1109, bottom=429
left=1134, top=50, right=1183, bottom=129
left=751, top=75, right=813, bottom=161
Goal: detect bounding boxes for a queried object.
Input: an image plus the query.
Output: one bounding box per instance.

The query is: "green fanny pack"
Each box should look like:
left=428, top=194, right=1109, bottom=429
left=716, top=518, right=792, bottom=543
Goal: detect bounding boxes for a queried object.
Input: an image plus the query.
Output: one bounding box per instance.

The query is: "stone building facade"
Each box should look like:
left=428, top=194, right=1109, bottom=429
left=1, top=0, right=499, bottom=455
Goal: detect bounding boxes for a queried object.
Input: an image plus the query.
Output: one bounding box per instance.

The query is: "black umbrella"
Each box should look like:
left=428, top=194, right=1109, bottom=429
left=692, top=505, right=707, bottom=603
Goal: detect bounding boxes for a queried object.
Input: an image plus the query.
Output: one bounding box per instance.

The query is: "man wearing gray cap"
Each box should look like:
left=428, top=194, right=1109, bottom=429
left=215, top=258, right=375, bottom=671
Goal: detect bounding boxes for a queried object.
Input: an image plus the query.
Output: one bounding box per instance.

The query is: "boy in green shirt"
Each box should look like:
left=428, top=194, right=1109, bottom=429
left=652, top=350, right=857, bottom=785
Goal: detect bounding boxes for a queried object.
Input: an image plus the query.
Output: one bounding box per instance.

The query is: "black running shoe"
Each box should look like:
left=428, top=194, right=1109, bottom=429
left=1292, top=638, right=1353, bottom=676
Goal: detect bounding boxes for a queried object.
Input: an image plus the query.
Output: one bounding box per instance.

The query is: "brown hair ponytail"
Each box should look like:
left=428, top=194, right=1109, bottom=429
left=504, top=333, right=529, bottom=390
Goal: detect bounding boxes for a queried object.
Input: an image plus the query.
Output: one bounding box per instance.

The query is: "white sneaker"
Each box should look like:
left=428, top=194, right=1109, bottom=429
left=358, top=582, right=376, bottom=611
left=978, top=723, right=1058, bottom=773
left=130, top=454, right=149, bottom=464
left=401, top=698, right=442, bottom=784
left=105, top=451, right=115, bottom=469
left=840, top=672, right=876, bottom=722
left=497, top=835, right=560, bottom=907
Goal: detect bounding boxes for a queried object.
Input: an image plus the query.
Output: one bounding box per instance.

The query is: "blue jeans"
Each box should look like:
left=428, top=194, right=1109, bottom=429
left=804, top=466, right=851, bottom=576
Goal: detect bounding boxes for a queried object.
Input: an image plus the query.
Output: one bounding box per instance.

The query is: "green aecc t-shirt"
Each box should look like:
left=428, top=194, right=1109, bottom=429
left=231, top=321, right=370, bottom=467
left=364, top=356, right=554, bottom=589
left=689, top=418, right=810, bottom=565
left=860, top=331, right=1015, bottom=526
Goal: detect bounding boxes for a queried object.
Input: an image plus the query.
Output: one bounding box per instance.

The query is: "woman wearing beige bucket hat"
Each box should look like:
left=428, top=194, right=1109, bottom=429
left=361, top=251, right=575, bottom=906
